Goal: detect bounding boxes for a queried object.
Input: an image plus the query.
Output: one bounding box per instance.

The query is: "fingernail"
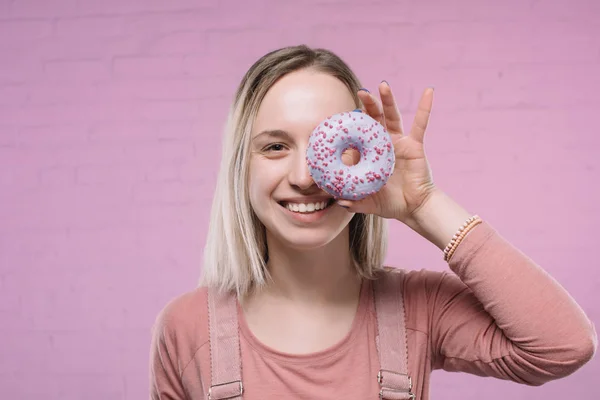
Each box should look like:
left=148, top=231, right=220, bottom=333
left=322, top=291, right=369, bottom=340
left=358, top=88, right=370, bottom=93
left=381, top=80, right=390, bottom=86
left=352, top=108, right=363, bottom=113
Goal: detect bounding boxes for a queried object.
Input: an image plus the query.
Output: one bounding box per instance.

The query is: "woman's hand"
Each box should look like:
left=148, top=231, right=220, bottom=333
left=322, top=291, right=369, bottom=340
left=337, top=82, right=439, bottom=224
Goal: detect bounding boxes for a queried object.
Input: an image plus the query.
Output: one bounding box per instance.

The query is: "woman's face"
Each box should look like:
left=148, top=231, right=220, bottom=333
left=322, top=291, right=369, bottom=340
left=248, top=69, right=356, bottom=250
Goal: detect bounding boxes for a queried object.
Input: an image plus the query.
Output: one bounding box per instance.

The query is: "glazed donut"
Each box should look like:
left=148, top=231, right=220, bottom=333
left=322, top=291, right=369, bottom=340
left=306, top=110, right=395, bottom=200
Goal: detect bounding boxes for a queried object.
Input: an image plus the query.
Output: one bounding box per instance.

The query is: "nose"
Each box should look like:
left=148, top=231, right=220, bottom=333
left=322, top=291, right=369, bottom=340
left=288, top=149, right=316, bottom=191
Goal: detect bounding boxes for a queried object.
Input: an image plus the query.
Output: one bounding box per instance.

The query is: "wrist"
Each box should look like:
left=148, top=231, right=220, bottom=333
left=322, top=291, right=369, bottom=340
left=403, top=189, right=473, bottom=251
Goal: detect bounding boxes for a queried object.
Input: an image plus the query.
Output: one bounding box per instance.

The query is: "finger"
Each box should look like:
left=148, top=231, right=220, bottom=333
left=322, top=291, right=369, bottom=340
left=336, top=199, right=354, bottom=210
left=357, top=89, right=385, bottom=126
left=336, top=198, right=365, bottom=212
left=409, top=87, right=434, bottom=143
left=341, top=147, right=361, bottom=166
left=379, top=81, right=404, bottom=136
left=335, top=190, right=381, bottom=214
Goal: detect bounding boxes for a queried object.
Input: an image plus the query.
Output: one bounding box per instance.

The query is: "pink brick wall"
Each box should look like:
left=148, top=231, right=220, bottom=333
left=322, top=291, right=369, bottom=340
left=0, top=0, right=598, bottom=398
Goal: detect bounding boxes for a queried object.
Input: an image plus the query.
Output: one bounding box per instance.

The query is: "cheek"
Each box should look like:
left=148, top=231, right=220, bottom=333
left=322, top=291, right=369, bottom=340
left=247, top=161, right=261, bottom=208
left=248, top=158, right=277, bottom=206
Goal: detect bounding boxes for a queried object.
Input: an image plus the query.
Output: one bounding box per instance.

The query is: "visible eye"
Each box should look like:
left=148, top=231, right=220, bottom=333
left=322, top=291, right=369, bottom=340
left=263, top=143, right=286, bottom=152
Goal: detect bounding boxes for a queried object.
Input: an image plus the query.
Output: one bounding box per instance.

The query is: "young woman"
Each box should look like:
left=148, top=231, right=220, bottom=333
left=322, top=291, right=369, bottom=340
left=149, top=45, right=596, bottom=400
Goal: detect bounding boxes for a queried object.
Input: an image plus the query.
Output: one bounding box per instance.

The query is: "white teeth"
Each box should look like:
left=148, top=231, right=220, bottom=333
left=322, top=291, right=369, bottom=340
left=285, top=201, right=329, bottom=213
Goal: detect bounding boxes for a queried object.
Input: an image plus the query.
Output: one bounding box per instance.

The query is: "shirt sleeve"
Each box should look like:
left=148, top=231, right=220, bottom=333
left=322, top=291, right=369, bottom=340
left=429, top=221, right=597, bottom=385
left=149, top=308, right=188, bottom=400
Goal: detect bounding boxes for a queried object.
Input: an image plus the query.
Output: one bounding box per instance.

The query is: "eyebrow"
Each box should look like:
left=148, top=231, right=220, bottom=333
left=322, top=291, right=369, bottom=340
left=253, top=129, right=293, bottom=142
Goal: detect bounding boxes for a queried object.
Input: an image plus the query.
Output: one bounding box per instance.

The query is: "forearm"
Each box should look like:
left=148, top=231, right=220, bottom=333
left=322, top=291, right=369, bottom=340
left=405, top=189, right=597, bottom=379
left=450, top=222, right=596, bottom=377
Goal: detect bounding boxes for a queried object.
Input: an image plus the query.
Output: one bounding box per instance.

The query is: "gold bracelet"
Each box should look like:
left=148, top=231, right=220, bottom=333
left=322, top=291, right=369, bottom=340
left=443, top=215, right=482, bottom=262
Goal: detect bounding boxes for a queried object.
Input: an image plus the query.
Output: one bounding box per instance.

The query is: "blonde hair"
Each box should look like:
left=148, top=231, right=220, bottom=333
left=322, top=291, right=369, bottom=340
left=200, top=45, right=388, bottom=297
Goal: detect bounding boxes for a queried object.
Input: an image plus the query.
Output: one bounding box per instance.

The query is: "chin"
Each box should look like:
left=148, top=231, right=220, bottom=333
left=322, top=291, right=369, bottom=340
left=260, top=207, right=352, bottom=251
left=275, top=228, right=343, bottom=251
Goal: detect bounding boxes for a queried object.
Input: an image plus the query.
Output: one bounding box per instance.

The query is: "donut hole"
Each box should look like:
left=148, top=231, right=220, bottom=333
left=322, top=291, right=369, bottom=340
left=341, top=146, right=360, bottom=166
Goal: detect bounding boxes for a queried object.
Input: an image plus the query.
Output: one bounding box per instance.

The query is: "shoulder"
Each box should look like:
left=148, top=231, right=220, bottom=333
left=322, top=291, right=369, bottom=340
left=151, top=286, right=211, bottom=362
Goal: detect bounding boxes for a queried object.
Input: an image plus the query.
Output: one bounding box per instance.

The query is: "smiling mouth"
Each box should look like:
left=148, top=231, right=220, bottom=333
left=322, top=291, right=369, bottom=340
left=279, top=198, right=335, bottom=214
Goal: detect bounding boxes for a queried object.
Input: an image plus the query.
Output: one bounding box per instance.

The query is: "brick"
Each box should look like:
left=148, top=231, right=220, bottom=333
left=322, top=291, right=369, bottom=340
left=61, top=227, right=139, bottom=256
left=127, top=203, right=200, bottom=227
left=460, top=20, right=599, bottom=65
left=0, top=56, right=43, bottom=85
left=409, top=0, right=533, bottom=22
left=0, top=160, right=39, bottom=189
left=43, top=59, right=110, bottom=83
left=144, top=162, right=181, bottom=183
left=124, top=373, right=152, bottom=400
left=311, top=26, right=392, bottom=59
left=76, top=164, right=145, bottom=185
left=33, top=34, right=142, bottom=60
left=0, top=103, right=134, bottom=125
left=99, top=78, right=216, bottom=101
left=205, top=29, right=285, bottom=61
left=89, top=120, right=158, bottom=143
left=13, top=142, right=128, bottom=167
left=479, top=64, right=600, bottom=108
left=55, top=373, right=126, bottom=400
left=131, top=100, right=202, bottom=121
left=124, top=8, right=257, bottom=36
left=178, top=159, right=214, bottom=184
left=17, top=124, right=90, bottom=146
left=39, top=166, right=76, bottom=187
left=132, top=181, right=202, bottom=205
left=9, top=0, right=80, bottom=18
left=54, top=16, right=124, bottom=38
left=182, top=53, right=246, bottom=78
left=0, top=186, right=132, bottom=231
left=44, top=330, right=127, bottom=373
left=0, top=0, right=10, bottom=14
left=143, top=31, right=207, bottom=55
left=77, top=0, right=217, bottom=15
left=0, top=230, right=69, bottom=260
left=154, top=121, right=197, bottom=139
left=270, top=0, right=412, bottom=25
left=387, top=66, right=500, bottom=112
left=0, top=333, right=53, bottom=373
left=386, top=24, right=464, bottom=68
left=0, top=124, right=16, bottom=146
left=27, top=84, right=91, bottom=106
left=111, top=56, right=184, bottom=79
left=196, top=96, right=230, bottom=123
left=0, top=20, right=53, bottom=48
left=123, top=139, right=195, bottom=163
left=530, top=0, right=600, bottom=21
left=0, top=272, right=21, bottom=312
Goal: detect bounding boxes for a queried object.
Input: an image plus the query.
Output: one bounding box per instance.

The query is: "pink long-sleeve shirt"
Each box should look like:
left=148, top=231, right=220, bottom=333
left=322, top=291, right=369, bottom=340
left=150, top=222, right=597, bottom=399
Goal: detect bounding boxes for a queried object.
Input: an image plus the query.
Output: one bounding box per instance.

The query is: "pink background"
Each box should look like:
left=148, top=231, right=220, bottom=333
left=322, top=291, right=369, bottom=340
left=0, top=0, right=598, bottom=398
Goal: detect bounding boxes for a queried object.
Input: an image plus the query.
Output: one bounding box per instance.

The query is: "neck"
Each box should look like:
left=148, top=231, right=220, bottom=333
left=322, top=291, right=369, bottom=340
left=260, top=228, right=361, bottom=305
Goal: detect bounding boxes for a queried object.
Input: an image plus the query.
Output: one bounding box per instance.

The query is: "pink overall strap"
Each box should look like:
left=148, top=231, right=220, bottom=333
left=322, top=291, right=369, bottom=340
left=373, top=268, right=415, bottom=400
left=207, top=287, right=244, bottom=400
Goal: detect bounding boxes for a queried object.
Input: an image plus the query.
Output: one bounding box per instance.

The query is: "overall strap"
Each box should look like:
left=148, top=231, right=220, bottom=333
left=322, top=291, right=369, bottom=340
left=373, top=269, right=415, bottom=400
left=207, top=287, right=244, bottom=400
